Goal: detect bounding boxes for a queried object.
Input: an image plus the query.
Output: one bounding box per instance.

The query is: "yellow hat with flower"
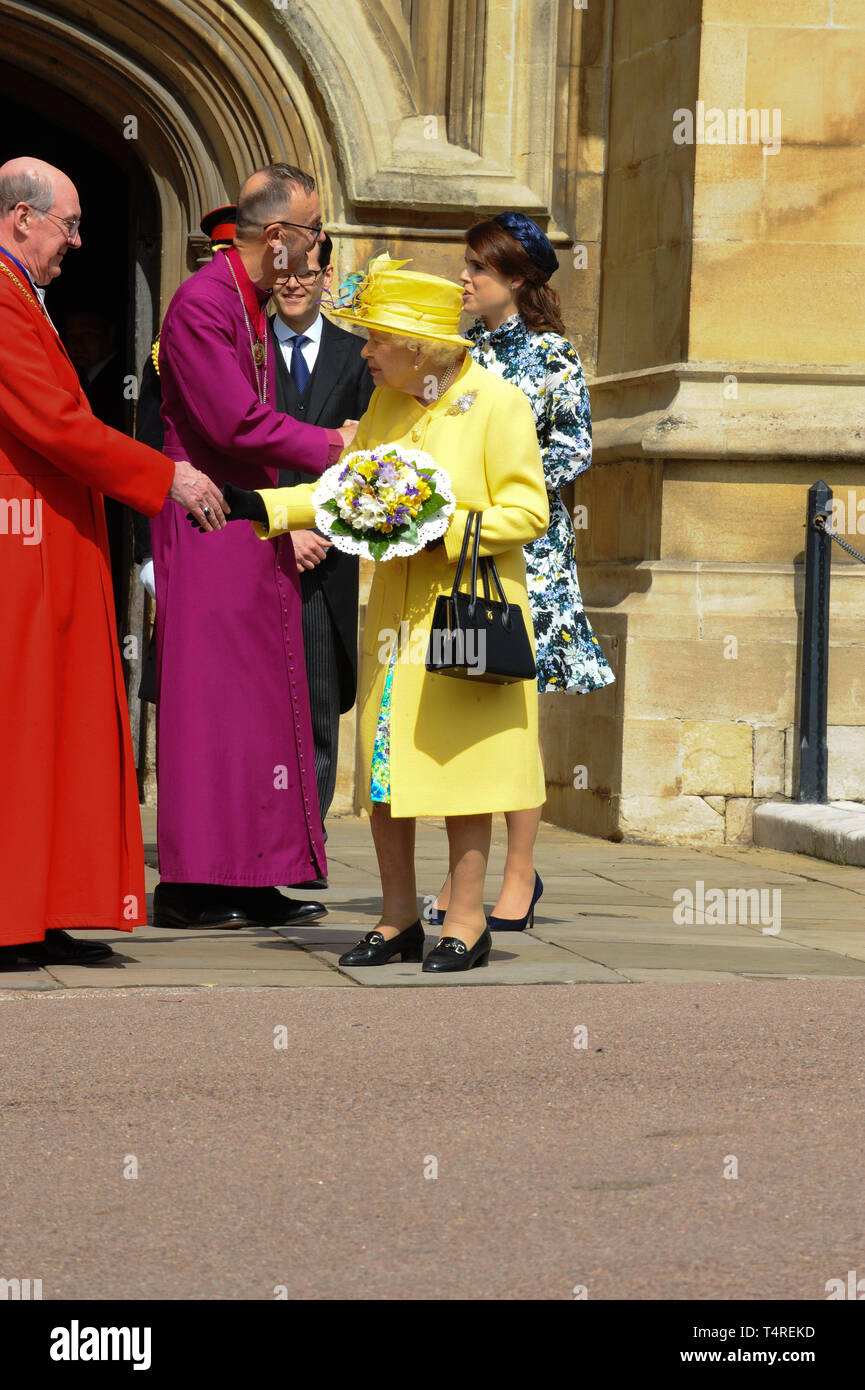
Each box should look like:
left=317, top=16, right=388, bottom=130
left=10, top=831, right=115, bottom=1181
left=330, top=253, right=472, bottom=348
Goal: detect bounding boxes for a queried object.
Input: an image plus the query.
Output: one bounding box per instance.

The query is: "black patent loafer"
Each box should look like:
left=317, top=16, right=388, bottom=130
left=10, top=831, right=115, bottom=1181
left=422, top=927, right=492, bottom=973
left=17, top=930, right=115, bottom=965
left=339, top=920, right=424, bottom=966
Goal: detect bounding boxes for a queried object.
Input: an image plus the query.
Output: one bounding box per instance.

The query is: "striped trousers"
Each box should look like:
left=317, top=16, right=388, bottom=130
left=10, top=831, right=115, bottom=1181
left=300, top=578, right=341, bottom=825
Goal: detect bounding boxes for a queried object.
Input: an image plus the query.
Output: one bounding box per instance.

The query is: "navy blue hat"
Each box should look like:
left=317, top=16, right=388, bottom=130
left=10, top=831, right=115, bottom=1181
left=494, top=212, right=559, bottom=280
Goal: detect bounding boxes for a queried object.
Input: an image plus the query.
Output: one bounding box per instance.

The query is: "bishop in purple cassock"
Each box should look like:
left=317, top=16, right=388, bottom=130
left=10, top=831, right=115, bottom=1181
left=150, top=166, right=352, bottom=929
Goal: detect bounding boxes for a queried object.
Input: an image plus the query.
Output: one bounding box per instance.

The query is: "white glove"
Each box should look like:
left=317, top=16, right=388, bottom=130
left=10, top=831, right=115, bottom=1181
left=139, top=558, right=156, bottom=600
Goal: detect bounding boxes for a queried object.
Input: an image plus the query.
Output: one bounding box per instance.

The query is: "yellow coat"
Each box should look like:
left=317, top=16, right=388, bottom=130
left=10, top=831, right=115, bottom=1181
left=253, top=354, right=549, bottom=817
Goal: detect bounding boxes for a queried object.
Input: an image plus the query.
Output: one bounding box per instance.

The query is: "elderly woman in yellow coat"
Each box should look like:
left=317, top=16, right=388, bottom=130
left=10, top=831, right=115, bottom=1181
left=219, top=255, right=549, bottom=972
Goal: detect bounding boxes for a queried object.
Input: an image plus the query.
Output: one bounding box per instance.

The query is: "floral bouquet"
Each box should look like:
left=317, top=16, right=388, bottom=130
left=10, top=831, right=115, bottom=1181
left=311, top=445, right=455, bottom=562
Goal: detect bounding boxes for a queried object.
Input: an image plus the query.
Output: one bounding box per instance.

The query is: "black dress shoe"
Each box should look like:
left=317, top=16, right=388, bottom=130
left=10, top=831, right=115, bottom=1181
left=422, top=927, right=492, bottom=973
left=0, top=945, right=23, bottom=968
left=17, top=931, right=115, bottom=965
left=240, top=888, right=327, bottom=926
left=339, top=920, right=424, bottom=966
left=152, top=883, right=251, bottom=930
left=286, top=877, right=328, bottom=891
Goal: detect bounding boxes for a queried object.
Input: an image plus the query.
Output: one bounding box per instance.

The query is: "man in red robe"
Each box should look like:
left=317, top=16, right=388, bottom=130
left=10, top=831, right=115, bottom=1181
left=0, top=156, right=227, bottom=969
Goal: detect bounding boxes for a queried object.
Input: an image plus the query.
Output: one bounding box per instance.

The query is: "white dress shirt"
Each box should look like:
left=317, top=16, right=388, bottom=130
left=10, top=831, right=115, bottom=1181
left=272, top=310, right=324, bottom=379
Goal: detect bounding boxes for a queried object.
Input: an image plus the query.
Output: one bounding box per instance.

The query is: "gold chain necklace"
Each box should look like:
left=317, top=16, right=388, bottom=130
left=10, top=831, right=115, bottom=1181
left=0, top=259, right=60, bottom=335
left=225, top=255, right=268, bottom=404
left=0, top=258, right=39, bottom=310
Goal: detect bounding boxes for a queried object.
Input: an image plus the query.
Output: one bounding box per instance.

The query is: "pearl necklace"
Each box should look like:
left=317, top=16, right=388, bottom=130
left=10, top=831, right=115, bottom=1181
left=435, top=357, right=460, bottom=399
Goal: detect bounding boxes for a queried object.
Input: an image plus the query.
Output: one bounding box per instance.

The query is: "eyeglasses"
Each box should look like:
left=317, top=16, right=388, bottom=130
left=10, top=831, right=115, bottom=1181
left=261, top=218, right=324, bottom=242
left=279, top=267, right=324, bottom=286
left=26, top=206, right=81, bottom=240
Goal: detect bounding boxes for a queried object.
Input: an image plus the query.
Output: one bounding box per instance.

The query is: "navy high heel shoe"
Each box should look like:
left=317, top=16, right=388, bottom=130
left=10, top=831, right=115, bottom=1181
left=487, top=872, right=544, bottom=932
left=424, top=903, right=446, bottom=927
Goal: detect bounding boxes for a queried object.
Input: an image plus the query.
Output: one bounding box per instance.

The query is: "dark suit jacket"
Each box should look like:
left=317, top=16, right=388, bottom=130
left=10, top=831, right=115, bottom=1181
left=273, top=313, right=374, bottom=713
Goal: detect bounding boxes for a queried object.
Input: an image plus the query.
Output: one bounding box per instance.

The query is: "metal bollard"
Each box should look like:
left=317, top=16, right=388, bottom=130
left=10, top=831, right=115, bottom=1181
left=798, top=480, right=832, bottom=802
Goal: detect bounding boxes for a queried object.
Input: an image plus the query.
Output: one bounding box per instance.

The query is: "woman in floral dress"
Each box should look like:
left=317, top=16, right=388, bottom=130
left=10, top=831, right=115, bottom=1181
left=432, top=212, right=615, bottom=930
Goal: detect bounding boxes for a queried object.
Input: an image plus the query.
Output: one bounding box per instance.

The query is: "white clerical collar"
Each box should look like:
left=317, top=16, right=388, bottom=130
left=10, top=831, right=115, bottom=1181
left=273, top=310, right=323, bottom=345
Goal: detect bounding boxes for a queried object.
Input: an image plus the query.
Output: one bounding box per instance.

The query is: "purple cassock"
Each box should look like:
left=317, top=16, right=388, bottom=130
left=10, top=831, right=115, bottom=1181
left=151, top=251, right=332, bottom=887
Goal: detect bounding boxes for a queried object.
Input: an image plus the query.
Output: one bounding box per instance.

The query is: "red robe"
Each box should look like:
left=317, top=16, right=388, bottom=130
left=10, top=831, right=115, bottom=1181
left=0, top=251, right=174, bottom=946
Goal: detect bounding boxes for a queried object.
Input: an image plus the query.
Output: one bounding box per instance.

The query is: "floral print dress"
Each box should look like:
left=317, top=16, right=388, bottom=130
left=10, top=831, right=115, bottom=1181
left=468, top=314, right=615, bottom=694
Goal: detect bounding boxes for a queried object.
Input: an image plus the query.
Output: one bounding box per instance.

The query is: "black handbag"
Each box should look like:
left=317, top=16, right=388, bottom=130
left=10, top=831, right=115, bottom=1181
left=425, top=511, right=536, bottom=684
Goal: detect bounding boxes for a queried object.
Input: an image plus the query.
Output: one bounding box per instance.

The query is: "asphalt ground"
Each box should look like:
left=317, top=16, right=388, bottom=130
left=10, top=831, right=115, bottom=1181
left=2, top=812, right=863, bottom=1308
left=1, top=979, right=862, bottom=1302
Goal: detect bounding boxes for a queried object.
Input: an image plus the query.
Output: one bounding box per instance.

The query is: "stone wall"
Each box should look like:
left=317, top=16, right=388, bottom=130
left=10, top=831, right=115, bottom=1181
left=564, top=1, right=865, bottom=845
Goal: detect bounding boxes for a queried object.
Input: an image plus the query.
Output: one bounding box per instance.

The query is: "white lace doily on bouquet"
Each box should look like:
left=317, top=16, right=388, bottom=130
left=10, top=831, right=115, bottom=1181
left=311, top=445, right=456, bottom=562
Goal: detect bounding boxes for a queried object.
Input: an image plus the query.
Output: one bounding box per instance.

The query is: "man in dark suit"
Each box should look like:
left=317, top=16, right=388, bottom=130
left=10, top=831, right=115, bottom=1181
left=271, top=234, right=374, bottom=885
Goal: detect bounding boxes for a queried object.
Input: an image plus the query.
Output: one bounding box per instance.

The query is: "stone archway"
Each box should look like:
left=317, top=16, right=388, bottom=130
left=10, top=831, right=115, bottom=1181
left=0, top=0, right=338, bottom=310
left=1, top=0, right=565, bottom=298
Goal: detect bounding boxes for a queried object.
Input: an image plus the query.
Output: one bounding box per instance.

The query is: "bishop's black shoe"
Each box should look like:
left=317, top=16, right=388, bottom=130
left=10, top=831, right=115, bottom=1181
left=422, top=927, right=492, bottom=973
left=239, top=888, right=327, bottom=926
left=338, top=920, right=425, bottom=966
left=152, top=883, right=251, bottom=929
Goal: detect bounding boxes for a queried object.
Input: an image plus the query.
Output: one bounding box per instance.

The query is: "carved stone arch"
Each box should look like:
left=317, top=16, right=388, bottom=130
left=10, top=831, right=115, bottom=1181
left=0, top=0, right=346, bottom=304
left=273, top=0, right=559, bottom=213
left=2, top=0, right=563, bottom=276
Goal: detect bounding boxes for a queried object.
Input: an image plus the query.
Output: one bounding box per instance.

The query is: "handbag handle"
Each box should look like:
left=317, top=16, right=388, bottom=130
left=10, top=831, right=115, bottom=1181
left=451, top=511, right=513, bottom=628
left=468, top=511, right=482, bottom=616
left=450, top=510, right=479, bottom=600
left=481, top=556, right=511, bottom=626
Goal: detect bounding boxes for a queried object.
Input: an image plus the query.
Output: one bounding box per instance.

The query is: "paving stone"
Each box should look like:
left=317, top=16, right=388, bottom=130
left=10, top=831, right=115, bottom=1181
left=537, top=925, right=777, bottom=946
left=111, top=948, right=329, bottom=971
left=617, top=969, right=756, bottom=983
left=31, top=810, right=865, bottom=991
left=330, top=956, right=624, bottom=987
left=546, top=938, right=865, bottom=976
left=44, top=967, right=353, bottom=988
left=779, top=930, right=865, bottom=961
left=0, top=970, right=62, bottom=991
